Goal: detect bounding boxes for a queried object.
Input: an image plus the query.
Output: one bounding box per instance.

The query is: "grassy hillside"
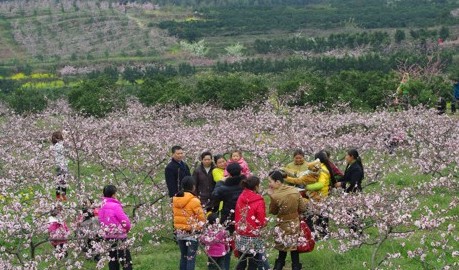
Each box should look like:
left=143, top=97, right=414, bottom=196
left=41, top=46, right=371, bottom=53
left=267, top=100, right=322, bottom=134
left=0, top=0, right=459, bottom=114
left=0, top=1, right=178, bottom=64
left=0, top=0, right=458, bottom=69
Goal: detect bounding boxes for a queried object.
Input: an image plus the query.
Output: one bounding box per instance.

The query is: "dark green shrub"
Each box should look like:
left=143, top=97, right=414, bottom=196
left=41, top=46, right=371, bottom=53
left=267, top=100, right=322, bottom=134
left=196, top=73, right=268, bottom=109
left=68, top=76, right=126, bottom=117
left=137, top=76, right=194, bottom=106
left=7, top=87, right=48, bottom=114
left=0, top=79, right=19, bottom=95
left=394, top=29, right=406, bottom=43
left=123, top=67, right=143, bottom=84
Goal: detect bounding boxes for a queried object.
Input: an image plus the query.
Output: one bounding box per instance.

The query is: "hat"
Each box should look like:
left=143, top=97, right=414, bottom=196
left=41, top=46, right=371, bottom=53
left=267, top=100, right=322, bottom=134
left=227, top=163, right=242, bottom=176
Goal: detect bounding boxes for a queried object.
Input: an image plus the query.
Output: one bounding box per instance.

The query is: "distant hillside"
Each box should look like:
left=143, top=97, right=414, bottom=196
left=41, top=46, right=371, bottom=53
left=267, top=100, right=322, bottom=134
left=0, top=1, right=177, bottom=63
left=0, top=0, right=458, bottom=69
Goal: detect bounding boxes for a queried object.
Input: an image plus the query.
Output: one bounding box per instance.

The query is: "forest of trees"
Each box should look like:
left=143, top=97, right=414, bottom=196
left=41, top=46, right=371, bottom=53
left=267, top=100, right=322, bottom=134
left=158, top=0, right=458, bottom=41
left=253, top=31, right=391, bottom=54
left=0, top=0, right=457, bottom=115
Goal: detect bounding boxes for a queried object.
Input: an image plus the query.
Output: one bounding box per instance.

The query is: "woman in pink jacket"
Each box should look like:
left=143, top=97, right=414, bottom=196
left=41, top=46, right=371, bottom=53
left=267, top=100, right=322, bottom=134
left=98, top=185, right=132, bottom=270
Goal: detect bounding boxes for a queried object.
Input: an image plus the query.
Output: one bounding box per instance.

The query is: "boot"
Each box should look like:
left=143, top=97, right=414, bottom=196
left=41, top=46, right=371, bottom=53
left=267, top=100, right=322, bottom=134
left=273, top=259, right=284, bottom=270
left=292, top=263, right=302, bottom=270
left=56, top=194, right=67, bottom=202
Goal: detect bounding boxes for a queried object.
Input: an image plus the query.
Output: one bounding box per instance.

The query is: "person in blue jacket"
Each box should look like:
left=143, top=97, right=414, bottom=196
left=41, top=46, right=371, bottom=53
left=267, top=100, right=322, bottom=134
left=453, top=80, right=459, bottom=113
left=454, top=80, right=459, bottom=100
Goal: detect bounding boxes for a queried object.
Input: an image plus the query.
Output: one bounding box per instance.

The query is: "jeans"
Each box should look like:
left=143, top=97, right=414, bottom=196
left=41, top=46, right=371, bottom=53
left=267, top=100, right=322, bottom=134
left=178, top=239, right=198, bottom=270
left=236, top=252, right=270, bottom=270
left=223, top=249, right=232, bottom=270
left=258, top=252, right=270, bottom=270
left=208, top=256, right=225, bottom=270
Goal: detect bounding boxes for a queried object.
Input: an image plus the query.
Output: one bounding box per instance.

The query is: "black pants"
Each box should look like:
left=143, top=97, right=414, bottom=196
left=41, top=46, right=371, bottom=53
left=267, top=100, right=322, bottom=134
left=82, top=237, right=101, bottom=261
left=56, top=167, right=67, bottom=196
left=208, top=256, right=225, bottom=270
left=278, top=250, right=300, bottom=267
left=53, top=243, right=68, bottom=259
left=56, top=186, right=67, bottom=196
left=347, top=208, right=363, bottom=235
left=306, top=215, right=329, bottom=239
left=107, top=240, right=132, bottom=270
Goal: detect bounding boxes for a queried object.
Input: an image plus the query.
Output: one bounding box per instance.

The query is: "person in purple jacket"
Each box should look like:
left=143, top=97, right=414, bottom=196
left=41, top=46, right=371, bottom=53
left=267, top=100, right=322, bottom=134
left=98, top=185, right=132, bottom=270
left=200, top=212, right=230, bottom=270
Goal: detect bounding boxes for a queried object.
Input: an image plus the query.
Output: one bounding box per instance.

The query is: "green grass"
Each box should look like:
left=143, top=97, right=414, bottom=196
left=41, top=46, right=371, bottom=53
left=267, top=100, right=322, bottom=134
left=135, top=231, right=457, bottom=270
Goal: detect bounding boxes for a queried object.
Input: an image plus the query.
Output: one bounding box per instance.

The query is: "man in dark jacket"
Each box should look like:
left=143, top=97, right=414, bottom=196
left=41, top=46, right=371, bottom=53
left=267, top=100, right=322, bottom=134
left=211, top=163, right=244, bottom=232
left=193, top=151, right=215, bottom=208
left=165, top=145, right=191, bottom=197
left=211, top=162, right=244, bottom=270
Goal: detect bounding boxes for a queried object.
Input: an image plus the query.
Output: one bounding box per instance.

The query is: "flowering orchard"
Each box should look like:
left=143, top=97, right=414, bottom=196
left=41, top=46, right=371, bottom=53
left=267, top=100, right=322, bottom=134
left=0, top=100, right=457, bottom=269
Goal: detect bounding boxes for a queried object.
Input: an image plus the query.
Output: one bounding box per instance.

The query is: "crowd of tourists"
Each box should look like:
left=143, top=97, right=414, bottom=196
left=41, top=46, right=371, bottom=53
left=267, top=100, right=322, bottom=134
left=48, top=130, right=364, bottom=270
left=166, top=146, right=364, bottom=270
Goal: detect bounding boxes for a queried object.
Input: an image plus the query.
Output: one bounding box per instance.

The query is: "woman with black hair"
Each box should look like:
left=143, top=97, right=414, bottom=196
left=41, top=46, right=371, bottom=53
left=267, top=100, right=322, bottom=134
left=235, top=176, right=269, bottom=270
left=193, top=151, right=215, bottom=208
left=98, top=185, right=132, bottom=270
left=211, top=163, right=245, bottom=270
left=335, top=149, right=365, bottom=234
left=303, top=151, right=335, bottom=240
left=173, top=176, right=206, bottom=270
left=335, top=149, right=364, bottom=193
left=306, top=151, right=335, bottom=200
left=268, top=170, right=307, bottom=270
left=281, top=149, right=310, bottom=179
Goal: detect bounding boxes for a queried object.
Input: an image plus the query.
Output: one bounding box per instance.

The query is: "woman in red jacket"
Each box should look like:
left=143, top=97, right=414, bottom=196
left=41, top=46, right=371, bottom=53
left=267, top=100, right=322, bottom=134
left=234, top=176, right=270, bottom=270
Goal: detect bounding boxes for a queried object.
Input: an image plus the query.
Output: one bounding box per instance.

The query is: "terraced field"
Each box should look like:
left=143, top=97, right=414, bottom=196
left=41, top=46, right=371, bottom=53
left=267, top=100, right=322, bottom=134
left=0, top=1, right=178, bottom=63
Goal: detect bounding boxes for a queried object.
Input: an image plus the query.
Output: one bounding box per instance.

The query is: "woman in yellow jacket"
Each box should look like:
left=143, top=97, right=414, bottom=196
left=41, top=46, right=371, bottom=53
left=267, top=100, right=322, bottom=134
left=173, top=176, right=206, bottom=270
left=306, top=151, right=335, bottom=240
left=283, top=158, right=321, bottom=191
left=212, top=154, right=227, bottom=182
left=211, top=154, right=227, bottom=211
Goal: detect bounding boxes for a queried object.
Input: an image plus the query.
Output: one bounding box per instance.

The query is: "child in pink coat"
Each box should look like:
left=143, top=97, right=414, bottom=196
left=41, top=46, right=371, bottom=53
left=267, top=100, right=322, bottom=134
left=200, top=212, right=230, bottom=270
left=224, top=150, right=251, bottom=178
left=48, top=205, right=69, bottom=258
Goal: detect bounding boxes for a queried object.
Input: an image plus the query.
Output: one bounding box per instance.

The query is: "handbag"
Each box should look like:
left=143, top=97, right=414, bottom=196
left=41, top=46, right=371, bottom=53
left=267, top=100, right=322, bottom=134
left=297, top=219, right=315, bottom=253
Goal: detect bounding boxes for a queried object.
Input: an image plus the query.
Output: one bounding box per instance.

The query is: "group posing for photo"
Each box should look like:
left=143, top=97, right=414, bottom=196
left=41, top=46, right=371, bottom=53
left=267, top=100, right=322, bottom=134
left=48, top=130, right=364, bottom=270
left=166, top=145, right=364, bottom=270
